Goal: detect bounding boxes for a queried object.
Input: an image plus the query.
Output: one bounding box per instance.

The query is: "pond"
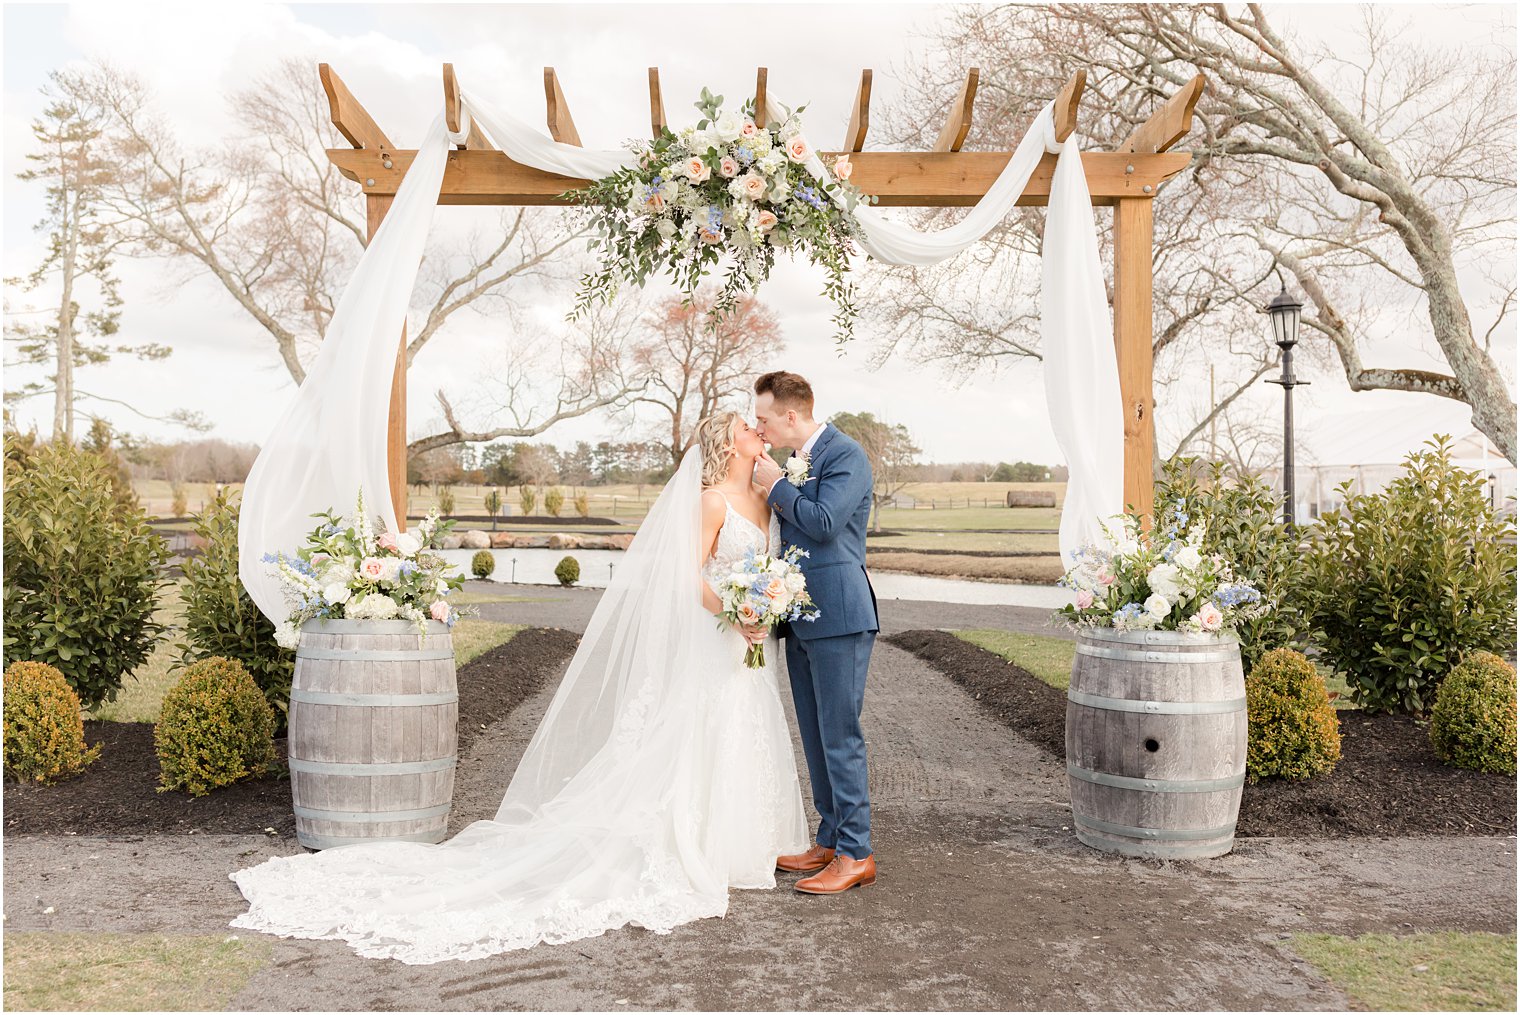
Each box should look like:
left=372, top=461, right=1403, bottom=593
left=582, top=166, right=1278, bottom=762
left=437, top=547, right=1072, bottom=609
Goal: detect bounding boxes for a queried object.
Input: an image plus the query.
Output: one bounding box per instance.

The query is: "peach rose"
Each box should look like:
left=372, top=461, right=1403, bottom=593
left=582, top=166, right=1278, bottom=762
left=359, top=557, right=386, bottom=580
left=683, top=156, right=711, bottom=182
left=785, top=135, right=811, bottom=163
left=755, top=209, right=778, bottom=232
left=430, top=599, right=451, bottom=623
left=832, top=154, right=853, bottom=181
left=739, top=120, right=758, bottom=138
left=718, top=156, right=739, bottom=178
left=1198, top=602, right=1224, bottom=632
left=737, top=602, right=761, bottom=625
left=644, top=190, right=666, bottom=212
left=740, top=173, right=767, bottom=200
left=764, top=577, right=787, bottom=600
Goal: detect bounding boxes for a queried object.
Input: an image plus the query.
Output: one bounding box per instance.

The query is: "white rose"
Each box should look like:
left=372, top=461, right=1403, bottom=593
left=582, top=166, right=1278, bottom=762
left=714, top=110, right=745, bottom=142
left=767, top=558, right=788, bottom=575
left=1173, top=546, right=1202, bottom=570
left=1143, top=592, right=1172, bottom=620
left=784, top=572, right=806, bottom=593
left=323, top=583, right=352, bottom=605
left=435, top=578, right=449, bottom=595
left=655, top=218, right=677, bottom=240
left=393, top=532, right=422, bottom=557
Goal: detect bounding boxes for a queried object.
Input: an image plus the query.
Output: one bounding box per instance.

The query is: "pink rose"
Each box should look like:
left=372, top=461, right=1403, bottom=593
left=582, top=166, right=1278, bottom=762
left=376, top=532, right=399, bottom=552
left=832, top=154, right=853, bottom=181
left=683, top=156, right=711, bottom=182
left=1198, top=602, right=1224, bottom=632
left=718, top=156, right=739, bottom=178
left=740, top=174, right=767, bottom=201
left=698, top=224, right=724, bottom=244
left=1097, top=571, right=1115, bottom=586
left=359, top=557, right=385, bottom=581
left=737, top=602, right=761, bottom=625
left=430, top=600, right=451, bottom=623
left=1075, top=589, right=1094, bottom=610
left=739, top=121, right=758, bottom=138
left=755, top=209, right=778, bottom=232
left=785, top=135, right=811, bottom=163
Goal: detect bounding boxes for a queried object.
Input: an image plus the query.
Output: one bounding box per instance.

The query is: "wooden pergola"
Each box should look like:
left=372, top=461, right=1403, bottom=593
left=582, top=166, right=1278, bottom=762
left=319, top=64, right=1204, bottom=526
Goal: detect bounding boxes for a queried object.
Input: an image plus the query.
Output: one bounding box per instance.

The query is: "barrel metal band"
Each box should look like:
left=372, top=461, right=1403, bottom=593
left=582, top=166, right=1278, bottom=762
left=297, top=829, right=446, bottom=849
left=1074, top=829, right=1234, bottom=859
left=1067, top=762, right=1245, bottom=793
left=296, top=647, right=456, bottom=661
left=1073, top=813, right=1237, bottom=841
left=293, top=802, right=452, bottom=823
left=1067, top=688, right=1246, bottom=715
left=289, top=689, right=458, bottom=707
left=1076, top=643, right=1240, bottom=664
left=289, top=756, right=457, bottom=776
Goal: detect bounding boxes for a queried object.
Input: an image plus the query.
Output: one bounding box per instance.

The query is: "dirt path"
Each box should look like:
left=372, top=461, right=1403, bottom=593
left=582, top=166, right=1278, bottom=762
left=7, top=628, right=1515, bottom=1010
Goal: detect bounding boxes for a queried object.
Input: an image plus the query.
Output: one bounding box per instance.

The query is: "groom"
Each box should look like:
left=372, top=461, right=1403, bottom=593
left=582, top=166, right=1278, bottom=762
left=751, top=370, right=880, bottom=895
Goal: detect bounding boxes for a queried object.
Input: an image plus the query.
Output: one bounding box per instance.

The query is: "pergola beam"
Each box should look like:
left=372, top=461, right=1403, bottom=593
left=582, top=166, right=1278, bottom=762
left=543, top=67, right=582, bottom=146
left=327, top=147, right=1190, bottom=206
left=932, top=69, right=979, bottom=152
left=318, top=64, right=391, bottom=149
left=754, top=67, right=781, bottom=128
left=1118, top=73, right=1205, bottom=154
left=842, top=70, right=872, bottom=152
left=648, top=67, right=666, bottom=139
left=442, top=64, right=492, bottom=150
left=1053, top=69, right=1086, bottom=143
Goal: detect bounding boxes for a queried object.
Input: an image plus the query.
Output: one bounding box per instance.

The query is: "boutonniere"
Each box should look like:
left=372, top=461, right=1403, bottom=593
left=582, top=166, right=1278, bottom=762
left=784, top=453, right=813, bottom=487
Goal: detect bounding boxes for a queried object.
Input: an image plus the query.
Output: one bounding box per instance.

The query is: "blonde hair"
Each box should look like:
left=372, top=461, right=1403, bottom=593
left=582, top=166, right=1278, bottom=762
left=694, top=411, right=745, bottom=487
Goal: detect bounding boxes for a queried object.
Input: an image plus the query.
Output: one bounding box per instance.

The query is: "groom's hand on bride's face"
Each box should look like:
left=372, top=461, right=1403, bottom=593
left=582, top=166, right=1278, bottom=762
left=752, top=454, right=783, bottom=492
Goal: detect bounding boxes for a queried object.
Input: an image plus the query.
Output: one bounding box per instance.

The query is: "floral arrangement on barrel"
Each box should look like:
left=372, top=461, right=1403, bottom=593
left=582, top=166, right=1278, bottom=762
left=567, top=87, right=875, bottom=343
left=1055, top=503, right=1270, bottom=634
left=264, top=490, right=470, bottom=647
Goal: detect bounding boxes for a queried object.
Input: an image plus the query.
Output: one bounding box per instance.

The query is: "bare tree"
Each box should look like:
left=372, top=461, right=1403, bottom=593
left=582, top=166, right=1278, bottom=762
left=4, top=69, right=198, bottom=439
left=828, top=410, right=921, bottom=532
left=78, top=57, right=629, bottom=456
left=631, top=291, right=785, bottom=467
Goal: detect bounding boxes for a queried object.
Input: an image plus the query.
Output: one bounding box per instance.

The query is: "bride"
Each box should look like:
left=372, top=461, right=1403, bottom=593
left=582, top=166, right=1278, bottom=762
left=229, top=412, right=808, bottom=964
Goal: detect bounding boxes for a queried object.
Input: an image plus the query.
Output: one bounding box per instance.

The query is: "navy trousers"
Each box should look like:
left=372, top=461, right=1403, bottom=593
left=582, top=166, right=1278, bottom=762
left=784, top=629, right=875, bottom=860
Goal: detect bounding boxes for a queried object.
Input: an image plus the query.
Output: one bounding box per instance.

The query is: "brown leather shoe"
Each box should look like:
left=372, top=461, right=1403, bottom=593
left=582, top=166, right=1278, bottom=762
left=794, top=853, right=876, bottom=894
left=775, top=844, right=835, bottom=874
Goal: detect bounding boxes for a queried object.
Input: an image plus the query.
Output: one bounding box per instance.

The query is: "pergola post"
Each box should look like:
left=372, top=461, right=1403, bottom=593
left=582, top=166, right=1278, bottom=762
left=366, top=194, right=410, bottom=525
left=1112, top=197, right=1155, bottom=524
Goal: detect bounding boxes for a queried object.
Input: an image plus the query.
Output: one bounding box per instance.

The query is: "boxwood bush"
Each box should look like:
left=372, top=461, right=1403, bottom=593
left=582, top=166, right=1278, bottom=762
left=555, top=555, right=581, bottom=586
left=1299, top=436, right=1517, bottom=714
left=3, top=660, right=102, bottom=784
left=3, top=435, right=168, bottom=708
left=155, top=656, right=276, bottom=797
left=1429, top=651, right=1517, bottom=775
left=1244, top=648, right=1342, bottom=782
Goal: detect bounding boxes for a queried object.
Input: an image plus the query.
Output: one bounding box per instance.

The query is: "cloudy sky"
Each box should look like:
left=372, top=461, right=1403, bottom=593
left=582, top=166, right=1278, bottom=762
left=3, top=1, right=1514, bottom=466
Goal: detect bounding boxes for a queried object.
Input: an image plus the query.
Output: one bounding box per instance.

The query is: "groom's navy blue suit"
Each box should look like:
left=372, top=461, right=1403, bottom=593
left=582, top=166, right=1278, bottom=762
left=767, top=423, right=879, bottom=861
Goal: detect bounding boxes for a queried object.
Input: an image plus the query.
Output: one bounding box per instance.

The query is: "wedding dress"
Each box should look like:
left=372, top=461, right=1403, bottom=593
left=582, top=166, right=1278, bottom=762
left=228, top=449, right=807, bottom=964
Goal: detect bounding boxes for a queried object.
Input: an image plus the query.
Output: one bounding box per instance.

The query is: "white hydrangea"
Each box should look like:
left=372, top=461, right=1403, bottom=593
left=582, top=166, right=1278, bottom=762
left=274, top=621, right=300, bottom=649
left=348, top=593, right=400, bottom=621
left=1148, top=562, right=1183, bottom=602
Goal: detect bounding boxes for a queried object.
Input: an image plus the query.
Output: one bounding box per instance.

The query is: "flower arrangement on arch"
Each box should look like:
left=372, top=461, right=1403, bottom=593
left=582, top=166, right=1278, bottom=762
left=1055, top=501, right=1270, bottom=634
left=566, top=87, right=876, bottom=344
left=264, top=489, right=471, bottom=647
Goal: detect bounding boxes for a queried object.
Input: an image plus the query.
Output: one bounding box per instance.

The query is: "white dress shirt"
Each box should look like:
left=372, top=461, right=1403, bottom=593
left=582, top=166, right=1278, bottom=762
left=767, top=422, right=826, bottom=497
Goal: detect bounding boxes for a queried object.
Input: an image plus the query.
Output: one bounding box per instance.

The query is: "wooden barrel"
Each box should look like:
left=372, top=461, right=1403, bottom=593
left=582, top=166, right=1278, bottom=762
left=1065, top=628, right=1246, bottom=859
left=289, top=619, right=458, bottom=850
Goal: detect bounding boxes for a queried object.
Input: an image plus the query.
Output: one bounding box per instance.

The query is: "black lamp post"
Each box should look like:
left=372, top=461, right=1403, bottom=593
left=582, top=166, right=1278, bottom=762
left=1263, top=276, right=1309, bottom=528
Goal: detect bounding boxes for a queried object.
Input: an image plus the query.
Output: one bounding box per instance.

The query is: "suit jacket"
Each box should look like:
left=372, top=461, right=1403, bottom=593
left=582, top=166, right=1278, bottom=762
left=766, top=423, right=879, bottom=641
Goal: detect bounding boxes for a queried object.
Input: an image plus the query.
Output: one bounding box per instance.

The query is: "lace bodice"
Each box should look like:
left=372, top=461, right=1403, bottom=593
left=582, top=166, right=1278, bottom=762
left=702, top=496, right=781, bottom=592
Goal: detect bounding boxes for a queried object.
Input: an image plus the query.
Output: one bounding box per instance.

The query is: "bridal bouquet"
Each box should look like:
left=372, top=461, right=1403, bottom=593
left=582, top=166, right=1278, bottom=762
left=715, top=545, right=820, bottom=668
left=1054, top=502, right=1269, bottom=634
left=263, top=489, right=470, bottom=647
left=566, top=87, right=875, bottom=344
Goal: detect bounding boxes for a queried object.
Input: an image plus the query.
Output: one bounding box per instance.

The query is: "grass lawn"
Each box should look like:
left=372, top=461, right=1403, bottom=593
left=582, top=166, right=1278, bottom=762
left=872, top=505, right=1060, bottom=532
left=1287, top=931, right=1516, bottom=1011
left=3, top=931, right=271, bottom=1012
left=89, top=582, right=521, bottom=724
left=953, top=629, right=1077, bottom=690
left=868, top=531, right=1060, bottom=554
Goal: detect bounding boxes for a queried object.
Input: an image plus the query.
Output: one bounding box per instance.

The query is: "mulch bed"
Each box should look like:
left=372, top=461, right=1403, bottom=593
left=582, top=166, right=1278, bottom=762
left=3, top=628, right=580, bottom=838
left=888, top=629, right=1517, bottom=839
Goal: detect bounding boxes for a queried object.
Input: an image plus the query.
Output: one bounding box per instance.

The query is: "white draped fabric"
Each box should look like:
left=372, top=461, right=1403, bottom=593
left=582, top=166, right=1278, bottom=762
left=238, top=92, right=1122, bottom=618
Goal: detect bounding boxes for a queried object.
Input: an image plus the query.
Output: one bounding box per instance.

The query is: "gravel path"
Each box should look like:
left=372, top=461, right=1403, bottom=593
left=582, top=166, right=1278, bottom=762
left=4, top=588, right=1513, bottom=1010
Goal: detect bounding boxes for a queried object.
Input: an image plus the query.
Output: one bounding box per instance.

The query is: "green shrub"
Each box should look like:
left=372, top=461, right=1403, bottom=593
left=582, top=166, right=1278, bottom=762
left=3, top=436, right=169, bottom=708
left=177, top=491, right=294, bottom=731
left=471, top=549, right=496, bottom=579
left=436, top=486, right=456, bottom=516
left=1429, top=652, right=1517, bottom=775
left=484, top=488, right=502, bottom=528
left=1244, top=648, right=1342, bottom=782
left=518, top=484, right=537, bottom=516
left=543, top=487, right=565, bottom=517
left=154, top=657, right=276, bottom=797
left=3, top=661, right=102, bottom=783
left=573, top=490, right=590, bottom=517
left=1299, top=436, right=1517, bottom=714
left=1158, top=457, right=1304, bottom=671
left=555, top=555, right=580, bottom=586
